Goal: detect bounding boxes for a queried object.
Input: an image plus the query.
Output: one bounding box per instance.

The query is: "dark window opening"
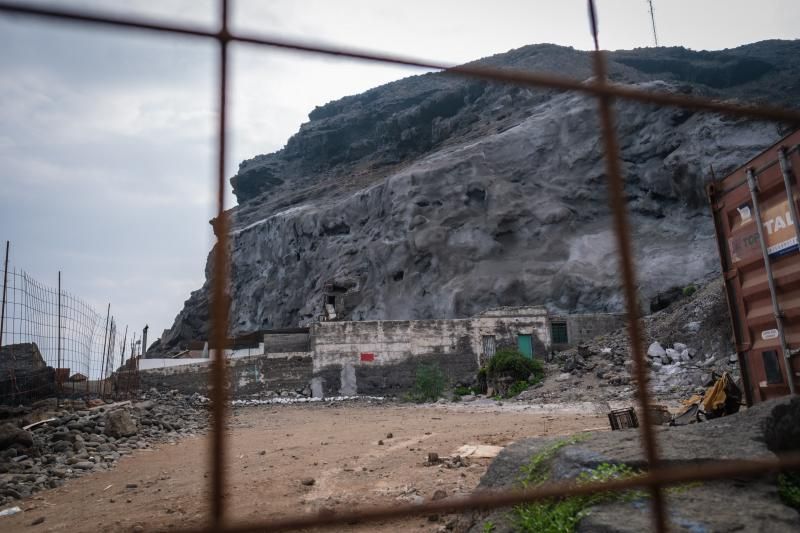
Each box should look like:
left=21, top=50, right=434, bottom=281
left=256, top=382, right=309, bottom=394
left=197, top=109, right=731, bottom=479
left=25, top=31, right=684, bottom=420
left=326, top=295, right=336, bottom=306
left=762, top=350, right=783, bottom=385
left=393, top=270, right=404, bottom=281
left=551, top=322, right=568, bottom=344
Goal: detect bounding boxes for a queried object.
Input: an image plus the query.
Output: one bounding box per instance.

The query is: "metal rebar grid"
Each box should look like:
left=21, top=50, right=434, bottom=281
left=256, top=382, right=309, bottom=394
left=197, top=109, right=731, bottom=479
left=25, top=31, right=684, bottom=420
left=0, top=263, right=123, bottom=402
left=1, top=0, right=799, bottom=532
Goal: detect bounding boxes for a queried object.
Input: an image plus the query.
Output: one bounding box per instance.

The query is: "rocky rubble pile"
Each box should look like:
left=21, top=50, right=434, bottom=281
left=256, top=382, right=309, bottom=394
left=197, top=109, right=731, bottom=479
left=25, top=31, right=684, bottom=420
left=0, top=390, right=208, bottom=506
left=538, top=279, right=738, bottom=402
left=232, top=394, right=387, bottom=406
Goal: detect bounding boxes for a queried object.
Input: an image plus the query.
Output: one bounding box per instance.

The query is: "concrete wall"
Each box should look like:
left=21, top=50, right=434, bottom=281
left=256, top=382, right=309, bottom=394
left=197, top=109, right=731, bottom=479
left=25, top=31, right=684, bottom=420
left=134, top=308, right=622, bottom=399
left=138, top=352, right=313, bottom=397
left=311, top=319, right=480, bottom=396
left=562, top=313, right=627, bottom=347
left=310, top=308, right=550, bottom=396
left=264, top=332, right=310, bottom=353
left=473, top=307, right=550, bottom=365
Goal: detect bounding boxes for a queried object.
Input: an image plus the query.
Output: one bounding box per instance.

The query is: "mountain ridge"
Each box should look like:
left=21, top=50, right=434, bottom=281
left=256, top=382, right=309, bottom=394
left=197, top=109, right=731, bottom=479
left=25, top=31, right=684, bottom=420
left=151, top=40, right=800, bottom=354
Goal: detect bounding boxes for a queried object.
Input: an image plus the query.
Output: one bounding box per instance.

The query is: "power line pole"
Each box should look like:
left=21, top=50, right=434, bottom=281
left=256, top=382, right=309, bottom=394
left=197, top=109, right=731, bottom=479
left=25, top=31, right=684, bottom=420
left=647, top=0, right=659, bottom=47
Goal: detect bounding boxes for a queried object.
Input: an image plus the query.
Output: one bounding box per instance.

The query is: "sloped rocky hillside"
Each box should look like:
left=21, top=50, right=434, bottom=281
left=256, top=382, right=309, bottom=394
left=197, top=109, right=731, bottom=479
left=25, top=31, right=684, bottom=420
left=154, top=40, right=800, bottom=353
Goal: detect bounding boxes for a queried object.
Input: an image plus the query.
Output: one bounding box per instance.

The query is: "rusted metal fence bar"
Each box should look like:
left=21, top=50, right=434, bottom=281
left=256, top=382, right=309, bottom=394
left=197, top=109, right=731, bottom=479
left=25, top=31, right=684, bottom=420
left=209, top=0, right=231, bottom=528
left=174, top=452, right=800, bottom=533
left=587, top=1, right=667, bottom=530
left=2, top=0, right=800, bottom=531
left=0, top=1, right=799, bottom=125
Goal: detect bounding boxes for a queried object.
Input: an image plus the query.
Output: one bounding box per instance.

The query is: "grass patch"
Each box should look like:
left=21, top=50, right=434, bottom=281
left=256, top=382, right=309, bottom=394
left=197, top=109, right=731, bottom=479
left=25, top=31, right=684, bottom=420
left=513, top=437, right=643, bottom=533
left=410, top=363, right=446, bottom=402
left=779, top=472, right=800, bottom=510
left=683, top=284, right=697, bottom=297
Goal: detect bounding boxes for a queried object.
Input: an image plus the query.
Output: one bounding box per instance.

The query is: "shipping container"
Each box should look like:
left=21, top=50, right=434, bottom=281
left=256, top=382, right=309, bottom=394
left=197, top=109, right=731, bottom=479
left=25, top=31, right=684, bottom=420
left=707, top=130, right=800, bottom=405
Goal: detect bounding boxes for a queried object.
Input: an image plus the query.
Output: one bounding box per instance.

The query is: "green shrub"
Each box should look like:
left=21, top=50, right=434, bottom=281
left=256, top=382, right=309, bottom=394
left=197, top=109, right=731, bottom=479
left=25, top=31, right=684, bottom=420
left=683, top=284, right=697, bottom=297
left=487, top=348, right=543, bottom=382
left=411, top=363, right=445, bottom=403
left=454, top=385, right=474, bottom=396
left=779, top=472, right=800, bottom=510
left=507, top=380, right=531, bottom=398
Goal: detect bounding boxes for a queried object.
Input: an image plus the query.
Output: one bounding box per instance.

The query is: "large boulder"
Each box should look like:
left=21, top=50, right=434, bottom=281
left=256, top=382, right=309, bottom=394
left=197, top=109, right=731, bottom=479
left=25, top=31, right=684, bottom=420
left=0, top=422, right=33, bottom=450
left=104, top=410, right=137, bottom=438
left=764, top=396, right=800, bottom=453
left=471, top=397, right=800, bottom=532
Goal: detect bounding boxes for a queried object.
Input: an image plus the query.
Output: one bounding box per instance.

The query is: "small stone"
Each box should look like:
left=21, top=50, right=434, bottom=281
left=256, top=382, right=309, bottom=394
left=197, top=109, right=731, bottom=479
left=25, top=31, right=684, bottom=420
left=126, top=483, right=138, bottom=489
left=427, top=452, right=440, bottom=464
left=386, top=432, right=393, bottom=439
left=301, top=478, right=315, bottom=486
left=647, top=342, right=666, bottom=359
left=31, top=516, right=45, bottom=526
left=259, top=450, right=266, bottom=456
left=431, top=489, right=447, bottom=501
left=378, top=440, right=384, bottom=445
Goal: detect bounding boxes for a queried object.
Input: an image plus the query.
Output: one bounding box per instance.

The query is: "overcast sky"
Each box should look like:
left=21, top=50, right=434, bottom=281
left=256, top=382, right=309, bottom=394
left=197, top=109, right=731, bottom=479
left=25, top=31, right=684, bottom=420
left=1, top=0, right=798, bottom=346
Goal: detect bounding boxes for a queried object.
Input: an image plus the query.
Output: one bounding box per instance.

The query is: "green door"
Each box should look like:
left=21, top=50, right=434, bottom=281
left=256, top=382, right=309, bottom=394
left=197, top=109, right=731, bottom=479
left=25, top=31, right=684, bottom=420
left=517, top=334, right=533, bottom=359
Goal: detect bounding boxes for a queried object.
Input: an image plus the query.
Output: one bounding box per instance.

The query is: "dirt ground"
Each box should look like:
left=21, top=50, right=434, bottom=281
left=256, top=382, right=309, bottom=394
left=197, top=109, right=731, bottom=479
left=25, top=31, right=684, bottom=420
left=3, top=400, right=608, bottom=532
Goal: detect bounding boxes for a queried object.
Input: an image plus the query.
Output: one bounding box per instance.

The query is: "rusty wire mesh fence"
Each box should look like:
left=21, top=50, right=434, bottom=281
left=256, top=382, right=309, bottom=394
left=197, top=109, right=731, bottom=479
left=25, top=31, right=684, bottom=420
left=0, top=250, right=137, bottom=404
left=1, top=0, right=799, bottom=531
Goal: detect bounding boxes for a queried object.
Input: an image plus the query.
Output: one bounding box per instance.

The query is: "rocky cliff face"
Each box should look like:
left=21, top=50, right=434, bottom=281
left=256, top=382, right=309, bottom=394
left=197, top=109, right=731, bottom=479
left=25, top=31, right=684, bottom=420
left=153, top=40, right=800, bottom=354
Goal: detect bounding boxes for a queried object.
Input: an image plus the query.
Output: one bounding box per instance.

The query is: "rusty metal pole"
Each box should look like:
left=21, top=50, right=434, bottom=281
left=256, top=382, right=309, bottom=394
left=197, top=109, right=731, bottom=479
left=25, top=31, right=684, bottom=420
left=141, top=324, right=148, bottom=358
left=778, top=146, right=800, bottom=393
left=587, top=1, right=668, bottom=531
left=749, top=167, right=796, bottom=395
left=57, top=271, right=62, bottom=406
left=209, top=0, right=232, bottom=528
left=0, top=241, right=8, bottom=349
left=99, top=303, right=110, bottom=397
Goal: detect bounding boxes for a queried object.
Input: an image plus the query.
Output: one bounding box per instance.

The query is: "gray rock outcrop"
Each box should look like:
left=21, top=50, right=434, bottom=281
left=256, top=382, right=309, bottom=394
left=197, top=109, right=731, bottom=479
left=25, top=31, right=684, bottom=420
left=471, top=398, right=800, bottom=532
left=153, top=40, right=800, bottom=353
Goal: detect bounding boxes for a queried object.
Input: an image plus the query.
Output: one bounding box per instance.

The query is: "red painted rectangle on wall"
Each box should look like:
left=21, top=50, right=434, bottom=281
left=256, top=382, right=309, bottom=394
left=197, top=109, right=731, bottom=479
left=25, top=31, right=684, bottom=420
left=360, top=352, right=375, bottom=362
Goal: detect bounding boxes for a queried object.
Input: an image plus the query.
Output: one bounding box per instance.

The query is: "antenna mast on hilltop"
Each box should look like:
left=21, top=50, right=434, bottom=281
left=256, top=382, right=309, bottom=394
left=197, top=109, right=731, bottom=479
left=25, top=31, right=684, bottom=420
left=647, top=0, right=659, bottom=47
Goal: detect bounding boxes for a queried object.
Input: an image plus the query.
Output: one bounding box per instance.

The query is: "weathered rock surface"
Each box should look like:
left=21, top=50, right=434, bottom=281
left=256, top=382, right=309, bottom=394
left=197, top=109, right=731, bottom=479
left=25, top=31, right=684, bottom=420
left=153, top=41, right=800, bottom=353
left=0, top=423, right=33, bottom=450
left=470, top=398, right=799, bottom=532
left=103, top=410, right=137, bottom=438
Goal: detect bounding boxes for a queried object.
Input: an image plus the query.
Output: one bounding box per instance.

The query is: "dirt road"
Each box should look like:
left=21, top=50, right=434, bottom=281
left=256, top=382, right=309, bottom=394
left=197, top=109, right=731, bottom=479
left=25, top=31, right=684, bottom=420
left=3, top=400, right=607, bottom=532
